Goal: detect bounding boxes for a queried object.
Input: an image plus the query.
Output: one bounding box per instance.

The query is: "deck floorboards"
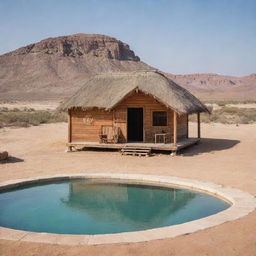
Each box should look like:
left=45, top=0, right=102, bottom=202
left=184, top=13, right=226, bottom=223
left=67, top=138, right=200, bottom=151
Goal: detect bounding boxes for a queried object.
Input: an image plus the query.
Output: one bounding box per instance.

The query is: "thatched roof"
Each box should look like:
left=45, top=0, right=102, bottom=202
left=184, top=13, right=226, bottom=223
left=59, top=71, right=209, bottom=114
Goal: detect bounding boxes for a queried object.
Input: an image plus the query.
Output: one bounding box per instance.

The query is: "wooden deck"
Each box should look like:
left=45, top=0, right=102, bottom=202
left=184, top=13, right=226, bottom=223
left=67, top=138, right=200, bottom=152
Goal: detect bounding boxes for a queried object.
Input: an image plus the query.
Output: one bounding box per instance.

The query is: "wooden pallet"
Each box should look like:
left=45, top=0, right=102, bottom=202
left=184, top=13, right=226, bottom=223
left=121, top=146, right=151, bottom=157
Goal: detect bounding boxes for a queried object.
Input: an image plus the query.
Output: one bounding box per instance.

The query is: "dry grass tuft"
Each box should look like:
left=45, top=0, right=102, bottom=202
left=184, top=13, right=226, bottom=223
left=190, top=107, right=256, bottom=124
left=0, top=108, right=67, bottom=128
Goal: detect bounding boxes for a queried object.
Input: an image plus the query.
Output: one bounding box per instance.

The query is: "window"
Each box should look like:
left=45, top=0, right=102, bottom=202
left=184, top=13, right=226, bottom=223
left=152, top=111, right=167, bottom=126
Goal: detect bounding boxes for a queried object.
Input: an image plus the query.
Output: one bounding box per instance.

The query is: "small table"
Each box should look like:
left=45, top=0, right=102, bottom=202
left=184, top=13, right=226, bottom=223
left=155, top=133, right=169, bottom=144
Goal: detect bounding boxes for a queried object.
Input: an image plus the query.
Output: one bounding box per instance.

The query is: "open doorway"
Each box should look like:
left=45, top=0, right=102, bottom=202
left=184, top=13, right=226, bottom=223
left=127, top=108, right=143, bottom=142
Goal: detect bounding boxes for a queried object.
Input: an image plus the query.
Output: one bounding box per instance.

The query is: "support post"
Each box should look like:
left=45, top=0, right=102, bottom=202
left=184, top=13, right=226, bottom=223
left=197, top=112, right=201, bottom=139
left=67, top=109, right=72, bottom=152
left=186, top=114, right=189, bottom=138
left=173, top=111, right=177, bottom=146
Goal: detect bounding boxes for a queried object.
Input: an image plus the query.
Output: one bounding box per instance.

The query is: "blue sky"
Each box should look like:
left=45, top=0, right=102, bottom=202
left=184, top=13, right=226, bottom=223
left=0, top=0, right=255, bottom=76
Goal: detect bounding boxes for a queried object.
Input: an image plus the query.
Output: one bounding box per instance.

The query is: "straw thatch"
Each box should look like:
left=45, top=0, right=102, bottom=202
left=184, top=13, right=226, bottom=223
left=59, top=71, right=209, bottom=114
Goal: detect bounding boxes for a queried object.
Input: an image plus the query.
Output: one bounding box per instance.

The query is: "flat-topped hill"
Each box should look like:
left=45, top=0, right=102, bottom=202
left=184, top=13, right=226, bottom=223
left=0, top=34, right=151, bottom=100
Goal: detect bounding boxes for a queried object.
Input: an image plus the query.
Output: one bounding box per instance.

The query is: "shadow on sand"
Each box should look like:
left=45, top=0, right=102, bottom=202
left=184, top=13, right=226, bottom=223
left=179, top=138, right=240, bottom=156
left=0, top=156, right=24, bottom=164
left=72, top=138, right=240, bottom=157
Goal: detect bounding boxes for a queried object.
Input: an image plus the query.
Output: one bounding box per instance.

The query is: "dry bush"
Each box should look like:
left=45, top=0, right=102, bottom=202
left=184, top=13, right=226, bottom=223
left=205, top=100, right=256, bottom=105
left=190, top=107, right=256, bottom=124
left=0, top=109, right=67, bottom=128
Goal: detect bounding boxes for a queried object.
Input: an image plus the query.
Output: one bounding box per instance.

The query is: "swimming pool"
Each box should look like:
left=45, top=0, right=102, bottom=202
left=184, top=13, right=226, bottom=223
left=0, top=174, right=255, bottom=245
left=0, top=178, right=229, bottom=235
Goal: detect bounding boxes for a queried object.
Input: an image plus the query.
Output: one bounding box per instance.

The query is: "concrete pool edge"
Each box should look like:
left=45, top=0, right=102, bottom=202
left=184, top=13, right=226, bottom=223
left=0, top=173, right=255, bottom=245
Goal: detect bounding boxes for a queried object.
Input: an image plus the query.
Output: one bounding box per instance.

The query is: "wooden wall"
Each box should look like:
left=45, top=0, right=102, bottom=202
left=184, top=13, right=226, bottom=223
left=177, top=114, right=188, bottom=140
left=70, top=108, right=113, bottom=142
left=69, top=91, right=188, bottom=143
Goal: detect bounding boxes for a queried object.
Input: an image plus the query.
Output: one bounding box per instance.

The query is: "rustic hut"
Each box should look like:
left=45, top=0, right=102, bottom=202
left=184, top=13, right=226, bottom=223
left=59, top=71, right=209, bottom=155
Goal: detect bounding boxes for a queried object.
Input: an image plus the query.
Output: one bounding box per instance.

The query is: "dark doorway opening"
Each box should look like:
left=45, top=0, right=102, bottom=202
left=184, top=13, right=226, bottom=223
left=127, top=108, right=143, bottom=142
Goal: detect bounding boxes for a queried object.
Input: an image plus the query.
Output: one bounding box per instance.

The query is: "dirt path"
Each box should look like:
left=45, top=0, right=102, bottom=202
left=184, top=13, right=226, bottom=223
left=0, top=122, right=256, bottom=256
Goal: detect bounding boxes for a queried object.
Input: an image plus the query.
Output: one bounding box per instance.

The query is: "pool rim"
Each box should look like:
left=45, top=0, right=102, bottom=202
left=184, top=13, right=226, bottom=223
left=0, top=173, right=255, bottom=245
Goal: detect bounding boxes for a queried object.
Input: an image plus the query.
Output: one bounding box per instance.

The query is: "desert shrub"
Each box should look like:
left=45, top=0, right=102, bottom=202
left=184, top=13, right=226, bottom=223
left=23, top=107, right=35, bottom=112
left=204, top=100, right=256, bottom=105
left=0, top=110, right=67, bottom=128
left=205, top=105, right=213, bottom=112
left=0, top=107, right=8, bottom=112
left=218, top=102, right=226, bottom=107
left=189, top=107, right=256, bottom=124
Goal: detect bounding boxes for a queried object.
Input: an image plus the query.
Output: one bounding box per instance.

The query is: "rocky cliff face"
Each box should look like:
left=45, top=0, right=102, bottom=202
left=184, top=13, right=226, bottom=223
left=4, top=34, right=140, bottom=61
left=0, top=34, right=151, bottom=100
left=0, top=33, right=255, bottom=102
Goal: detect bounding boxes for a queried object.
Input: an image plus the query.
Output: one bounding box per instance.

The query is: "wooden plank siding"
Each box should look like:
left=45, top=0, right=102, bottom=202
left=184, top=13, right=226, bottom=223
left=177, top=114, right=189, bottom=140
left=70, top=109, right=113, bottom=142
left=69, top=91, right=188, bottom=143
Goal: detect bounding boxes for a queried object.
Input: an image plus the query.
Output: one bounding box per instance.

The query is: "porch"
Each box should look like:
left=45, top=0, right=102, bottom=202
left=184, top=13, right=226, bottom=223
left=67, top=137, right=200, bottom=152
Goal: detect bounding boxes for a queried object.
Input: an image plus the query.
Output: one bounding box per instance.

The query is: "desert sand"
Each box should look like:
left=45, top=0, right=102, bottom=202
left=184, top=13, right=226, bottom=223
left=0, top=122, right=256, bottom=256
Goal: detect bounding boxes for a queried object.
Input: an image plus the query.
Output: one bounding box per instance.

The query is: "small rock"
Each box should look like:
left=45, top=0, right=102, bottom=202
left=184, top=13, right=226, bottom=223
left=0, top=151, right=8, bottom=161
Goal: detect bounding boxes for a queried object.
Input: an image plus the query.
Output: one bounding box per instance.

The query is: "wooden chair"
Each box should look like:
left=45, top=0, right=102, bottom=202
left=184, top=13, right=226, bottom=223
left=99, top=126, right=120, bottom=143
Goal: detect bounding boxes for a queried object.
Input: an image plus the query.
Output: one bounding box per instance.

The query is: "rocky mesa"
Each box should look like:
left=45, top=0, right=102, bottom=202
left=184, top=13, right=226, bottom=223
left=0, top=33, right=255, bottom=102
left=0, top=34, right=151, bottom=101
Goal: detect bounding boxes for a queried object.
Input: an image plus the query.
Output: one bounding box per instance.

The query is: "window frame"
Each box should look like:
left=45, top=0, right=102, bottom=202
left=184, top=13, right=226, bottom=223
left=152, top=111, right=168, bottom=127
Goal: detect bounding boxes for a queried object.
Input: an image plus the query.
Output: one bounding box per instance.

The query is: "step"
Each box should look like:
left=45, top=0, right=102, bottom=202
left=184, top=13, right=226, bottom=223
left=121, top=147, right=151, bottom=157
left=122, top=152, right=150, bottom=157
left=121, top=148, right=150, bottom=153
left=124, top=146, right=151, bottom=150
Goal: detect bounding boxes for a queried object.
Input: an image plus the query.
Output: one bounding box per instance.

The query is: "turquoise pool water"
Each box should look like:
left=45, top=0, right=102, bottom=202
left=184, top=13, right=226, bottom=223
left=0, top=179, right=230, bottom=234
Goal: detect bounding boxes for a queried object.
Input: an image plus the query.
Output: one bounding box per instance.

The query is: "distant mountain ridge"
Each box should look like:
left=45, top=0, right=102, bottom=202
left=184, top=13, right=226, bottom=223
left=0, top=33, right=255, bottom=102
left=165, top=73, right=256, bottom=101
left=0, top=34, right=152, bottom=100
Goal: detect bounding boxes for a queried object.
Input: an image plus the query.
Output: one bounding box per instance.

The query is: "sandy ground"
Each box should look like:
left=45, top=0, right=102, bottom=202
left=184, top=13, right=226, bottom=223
left=0, top=122, right=256, bottom=256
